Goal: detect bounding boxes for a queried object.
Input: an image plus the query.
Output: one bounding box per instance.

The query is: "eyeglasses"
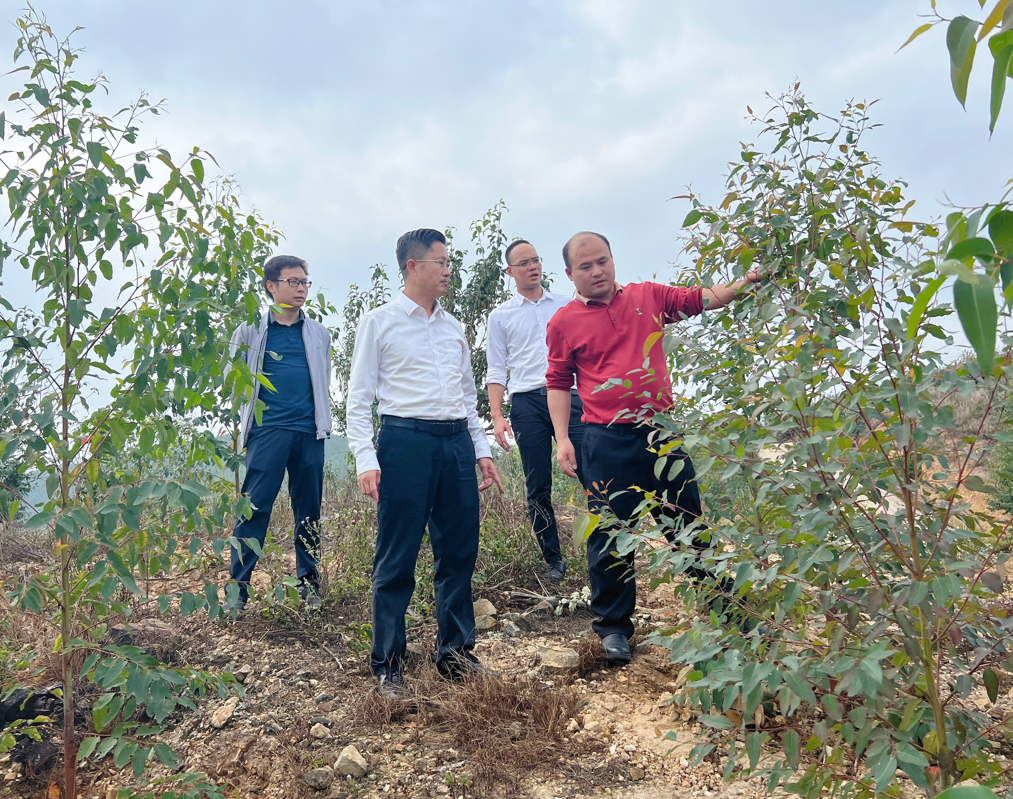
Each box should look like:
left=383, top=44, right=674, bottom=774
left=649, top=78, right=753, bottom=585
left=414, top=259, right=451, bottom=268
left=509, top=257, right=542, bottom=268
left=274, top=278, right=312, bottom=288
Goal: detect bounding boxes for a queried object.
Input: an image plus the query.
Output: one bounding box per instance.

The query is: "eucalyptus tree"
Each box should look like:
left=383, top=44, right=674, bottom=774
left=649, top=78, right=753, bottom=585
left=0, top=11, right=275, bottom=798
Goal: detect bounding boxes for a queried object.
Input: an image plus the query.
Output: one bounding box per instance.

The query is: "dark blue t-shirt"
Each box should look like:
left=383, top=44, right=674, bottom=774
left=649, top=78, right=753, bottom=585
left=259, top=316, right=317, bottom=434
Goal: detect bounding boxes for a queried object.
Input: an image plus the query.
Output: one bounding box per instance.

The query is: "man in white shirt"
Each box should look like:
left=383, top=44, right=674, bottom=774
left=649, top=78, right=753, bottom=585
left=347, top=228, right=504, bottom=699
left=486, top=240, right=585, bottom=584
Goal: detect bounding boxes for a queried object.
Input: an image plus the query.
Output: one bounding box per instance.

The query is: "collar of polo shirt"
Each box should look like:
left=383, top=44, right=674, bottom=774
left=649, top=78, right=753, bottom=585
left=575, top=283, right=624, bottom=306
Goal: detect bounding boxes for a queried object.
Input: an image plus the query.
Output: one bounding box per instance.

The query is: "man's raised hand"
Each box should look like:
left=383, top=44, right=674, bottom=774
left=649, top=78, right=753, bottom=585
left=556, top=437, right=578, bottom=479
left=358, top=469, right=381, bottom=502
left=478, top=457, right=505, bottom=494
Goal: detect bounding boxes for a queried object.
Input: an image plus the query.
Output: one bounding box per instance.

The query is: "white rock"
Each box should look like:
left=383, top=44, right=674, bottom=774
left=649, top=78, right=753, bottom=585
left=210, top=696, right=240, bottom=729
left=473, top=598, right=498, bottom=617
left=310, top=722, right=330, bottom=739
left=538, top=646, right=580, bottom=674
left=474, top=615, right=498, bottom=633
left=335, top=744, right=368, bottom=778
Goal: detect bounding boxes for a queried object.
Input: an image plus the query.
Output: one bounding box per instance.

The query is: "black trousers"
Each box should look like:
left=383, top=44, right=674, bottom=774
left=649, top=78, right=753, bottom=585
left=230, top=427, right=324, bottom=602
left=581, top=423, right=703, bottom=640
left=371, top=419, right=480, bottom=677
left=510, top=389, right=585, bottom=566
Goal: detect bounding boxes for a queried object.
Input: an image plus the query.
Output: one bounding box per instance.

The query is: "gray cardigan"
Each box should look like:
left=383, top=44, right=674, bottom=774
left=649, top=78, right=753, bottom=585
left=230, top=310, right=333, bottom=447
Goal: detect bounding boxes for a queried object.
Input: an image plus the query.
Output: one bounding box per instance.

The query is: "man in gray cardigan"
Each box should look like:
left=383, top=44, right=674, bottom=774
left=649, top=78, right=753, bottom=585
left=227, top=255, right=332, bottom=613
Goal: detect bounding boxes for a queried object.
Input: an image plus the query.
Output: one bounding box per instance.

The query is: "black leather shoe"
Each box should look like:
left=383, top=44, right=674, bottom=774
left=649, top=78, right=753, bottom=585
left=377, top=672, right=406, bottom=700
left=438, top=652, right=499, bottom=683
left=601, top=633, right=632, bottom=664
left=544, top=561, right=566, bottom=583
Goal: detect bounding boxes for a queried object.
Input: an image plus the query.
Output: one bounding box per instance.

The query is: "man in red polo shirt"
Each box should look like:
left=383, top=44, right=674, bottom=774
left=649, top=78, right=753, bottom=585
left=546, top=231, right=759, bottom=664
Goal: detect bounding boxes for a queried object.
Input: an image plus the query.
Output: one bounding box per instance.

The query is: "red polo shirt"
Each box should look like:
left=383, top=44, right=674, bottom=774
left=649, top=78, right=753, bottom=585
left=545, top=282, right=704, bottom=424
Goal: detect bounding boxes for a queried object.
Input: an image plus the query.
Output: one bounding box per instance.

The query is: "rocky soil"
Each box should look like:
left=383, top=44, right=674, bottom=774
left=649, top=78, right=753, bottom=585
left=0, top=563, right=782, bottom=799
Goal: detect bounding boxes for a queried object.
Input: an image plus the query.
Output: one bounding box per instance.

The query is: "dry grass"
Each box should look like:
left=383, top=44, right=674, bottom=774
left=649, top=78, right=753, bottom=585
left=354, top=664, right=586, bottom=788
left=576, top=634, right=609, bottom=677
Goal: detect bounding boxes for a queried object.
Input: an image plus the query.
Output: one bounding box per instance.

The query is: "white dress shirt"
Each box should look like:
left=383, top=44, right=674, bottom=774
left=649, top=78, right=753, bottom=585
left=347, top=290, right=493, bottom=475
left=486, top=290, right=574, bottom=397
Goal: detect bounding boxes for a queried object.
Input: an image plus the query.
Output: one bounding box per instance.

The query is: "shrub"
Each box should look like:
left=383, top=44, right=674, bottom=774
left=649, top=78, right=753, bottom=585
left=591, top=89, right=1013, bottom=797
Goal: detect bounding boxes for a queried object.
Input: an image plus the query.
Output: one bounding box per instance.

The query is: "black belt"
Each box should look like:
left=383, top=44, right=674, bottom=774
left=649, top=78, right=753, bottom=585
left=513, top=387, right=580, bottom=397
left=381, top=415, right=467, bottom=435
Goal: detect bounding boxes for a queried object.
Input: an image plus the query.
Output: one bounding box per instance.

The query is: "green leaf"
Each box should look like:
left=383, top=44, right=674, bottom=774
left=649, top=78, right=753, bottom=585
left=783, top=729, right=800, bottom=770
left=746, top=731, right=761, bottom=770
left=784, top=669, right=817, bottom=704
left=23, top=510, right=54, bottom=531
left=989, top=42, right=1013, bottom=133
left=990, top=208, right=1013, bottom=256
left=964, top=474, right=996, bottom=493
left=78, top=736, right=100, bottom=760
left=86, top=140, right=103, bottom=167
left=131, top=745, right=151, bottom=779
left=683, top=208, right=702, bottom=227
left=948, top=16, right=981, bottom=107
left=907, top=276, right=946, bottom=339
left=953, top=275, right=997, bottom=373
left=935, top=786, right=1003, bottom=799
left=985, top=667, right=1000, bottom=703
left=948, top=237, right=996, bottom=262
left=572, top=514, right=600, bottom=547
left=190, top=158, right=204, bottom=183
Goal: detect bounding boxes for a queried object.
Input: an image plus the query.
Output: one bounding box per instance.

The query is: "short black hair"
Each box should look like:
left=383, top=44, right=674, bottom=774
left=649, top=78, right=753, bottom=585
left=504, top=239, right=532, bottom=266
left=562, top=231, right=611, bottom=271
left=264, top=255, right=308, bottom=298
left=396, top=228, right=447, bottom=273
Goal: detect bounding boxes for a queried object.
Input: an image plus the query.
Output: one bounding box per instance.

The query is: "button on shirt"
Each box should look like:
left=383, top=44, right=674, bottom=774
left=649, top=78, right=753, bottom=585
left=486, top=290, right=573, bottom=397
left=259, top=316, right=317, bottom=434
left=545, top=282, right=704, bottom=425
left=346, top=291, right=493, bottom=475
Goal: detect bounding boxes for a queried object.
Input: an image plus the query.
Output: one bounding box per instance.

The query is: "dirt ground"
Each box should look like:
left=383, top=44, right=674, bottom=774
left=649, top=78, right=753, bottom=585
left=0, top=558, right=783, bottom=799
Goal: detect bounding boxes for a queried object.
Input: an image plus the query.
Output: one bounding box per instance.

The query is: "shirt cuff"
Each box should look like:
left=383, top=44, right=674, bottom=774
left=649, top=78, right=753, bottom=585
left=473, top=435, right=492, bottom=461
left=355, top=450, right=380, bottom=476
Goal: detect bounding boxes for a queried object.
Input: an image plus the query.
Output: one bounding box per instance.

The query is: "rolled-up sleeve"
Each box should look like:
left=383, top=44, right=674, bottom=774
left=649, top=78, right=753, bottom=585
left=485, top=311, right=508, bottom=387
left=346, top=313, right=381, bottom=475
left=545, top=319, right=575, bottom=392
left=655, top=284, right=704, bottom=321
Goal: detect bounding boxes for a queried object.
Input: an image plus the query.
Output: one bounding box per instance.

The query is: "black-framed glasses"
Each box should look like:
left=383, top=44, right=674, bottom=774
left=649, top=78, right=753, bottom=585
left=275, top=278, right=312, bottom=288
left=509, top=256, right=542, bottom=268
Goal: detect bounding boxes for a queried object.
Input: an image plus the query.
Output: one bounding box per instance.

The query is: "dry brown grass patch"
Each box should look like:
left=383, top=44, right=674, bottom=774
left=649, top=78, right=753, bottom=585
left=354, top=664, right=587, bottom=788
left=577, top=635, right=609, bottom=676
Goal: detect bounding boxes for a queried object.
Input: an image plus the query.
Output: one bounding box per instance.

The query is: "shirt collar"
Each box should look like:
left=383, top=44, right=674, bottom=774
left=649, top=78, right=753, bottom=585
left=268, top=308, right=306, bottom=325
left=396, top=290, right=442, bottom=318
left=576, top=283, right=623, bottom=306
left=513, top=289, right=552, bottom=306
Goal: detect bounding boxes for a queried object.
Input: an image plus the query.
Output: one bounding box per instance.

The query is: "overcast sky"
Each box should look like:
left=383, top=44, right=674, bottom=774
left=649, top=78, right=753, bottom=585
left=3, top=0, right=1012, bottom=305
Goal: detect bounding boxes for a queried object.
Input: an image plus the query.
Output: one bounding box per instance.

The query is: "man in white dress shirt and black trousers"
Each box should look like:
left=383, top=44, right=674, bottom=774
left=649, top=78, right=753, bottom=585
left=347, top=228, right=504, bottom=699
left=486, top=240, right=584, bottom=584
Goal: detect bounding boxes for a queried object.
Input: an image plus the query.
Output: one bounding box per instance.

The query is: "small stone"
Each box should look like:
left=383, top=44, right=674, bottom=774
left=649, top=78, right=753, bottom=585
left=210, top=696, right=240, bottom=729
left=630, top=766, right=645, bottom=781
left=584, top=720, right=602, bottom=733
left=501, top=613, right=531, bottom=632
left=528, top=600, right=554, bottom=614
left=264, top=721, right=283, bottom=735
left=566, top=719, right=579, bottom=732
left=473, top=598, right=497, bottom=617
left=474, top=615, right=498, bottom=633
left=314, top=693, right=334, bottom=703
left=502, top=620, right=524, bottom=638
left=310, top=723, right=330, bottom=739
left=234, top=664, right=253, bottom=684
left=538, top=646, right=580, bottom=674
left=335, top=744, right=368, bottom=778
left=304, top=766, right=334, bottom=790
